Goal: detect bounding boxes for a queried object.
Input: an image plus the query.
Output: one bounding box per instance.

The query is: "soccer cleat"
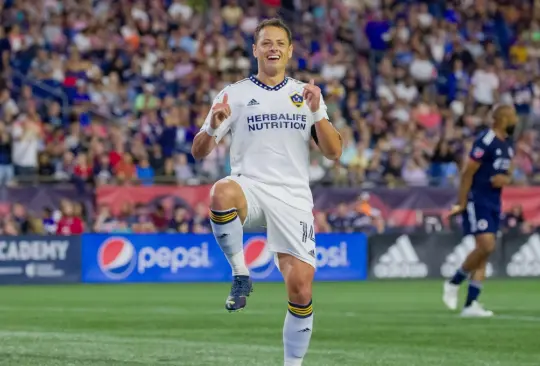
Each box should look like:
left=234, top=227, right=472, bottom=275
left=443, top=281, right=459, bottom=310
left=225, top=275, right=253, bottom=312
left=460, top=301, right=494, bottom=318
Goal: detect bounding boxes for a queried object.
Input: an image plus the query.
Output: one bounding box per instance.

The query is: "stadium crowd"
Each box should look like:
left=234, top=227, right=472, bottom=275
left=0, top=0, right=537, bottom=234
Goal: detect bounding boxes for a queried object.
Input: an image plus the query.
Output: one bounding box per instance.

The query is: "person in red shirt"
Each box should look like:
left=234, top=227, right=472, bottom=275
left=56, top=199, right=84, bottom=235
left=73, top=153, right=93, bottom=181
left=114, top=152, right=137, bottom=185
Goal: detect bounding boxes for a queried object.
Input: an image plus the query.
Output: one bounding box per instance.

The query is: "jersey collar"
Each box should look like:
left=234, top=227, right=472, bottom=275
left=249, top=75, right=289, bottom=91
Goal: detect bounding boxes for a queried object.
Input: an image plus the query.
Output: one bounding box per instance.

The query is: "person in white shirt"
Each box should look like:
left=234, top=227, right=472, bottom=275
left=471, top=63, right=499, bottom=107
left=192, top=18, right=342, bottom=366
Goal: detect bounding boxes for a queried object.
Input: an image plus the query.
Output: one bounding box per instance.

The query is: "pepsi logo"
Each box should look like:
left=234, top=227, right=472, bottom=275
left=244, top=236, right=275, bottom=279
left=98, top=237, right=137, bottom=280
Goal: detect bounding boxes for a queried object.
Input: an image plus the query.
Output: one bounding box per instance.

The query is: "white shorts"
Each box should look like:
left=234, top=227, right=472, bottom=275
left=227, top=175, right=316, bottom=268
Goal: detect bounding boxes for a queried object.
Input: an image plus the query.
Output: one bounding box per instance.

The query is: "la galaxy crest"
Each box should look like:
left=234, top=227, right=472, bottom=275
left=289, top=92, right=304, bottom=108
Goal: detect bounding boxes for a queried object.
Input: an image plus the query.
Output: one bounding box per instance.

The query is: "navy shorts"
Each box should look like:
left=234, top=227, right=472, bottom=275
left=462, top=202, right=500, bottom=236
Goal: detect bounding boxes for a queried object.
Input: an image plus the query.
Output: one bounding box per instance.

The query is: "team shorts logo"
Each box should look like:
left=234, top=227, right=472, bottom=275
left=244, top=237, right=275, bottom=279
left=477, top=219, right=488, bottom=231
left=98, top=237, right=137, bottom=280
left=289, top=92, right=304, bottom=108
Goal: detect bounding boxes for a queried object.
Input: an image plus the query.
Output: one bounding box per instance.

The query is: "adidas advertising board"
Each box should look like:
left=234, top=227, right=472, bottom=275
left=370, top=234, right=429, bottom=279
left=504, top=233, right=540, bottom=277
left=440, top=235, right=495, bottom=278
left=368, top=233, right=504, bottom=279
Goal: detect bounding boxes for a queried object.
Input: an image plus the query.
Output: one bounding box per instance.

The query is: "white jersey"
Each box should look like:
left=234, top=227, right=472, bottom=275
left=201, top=75, right=330, bottom=212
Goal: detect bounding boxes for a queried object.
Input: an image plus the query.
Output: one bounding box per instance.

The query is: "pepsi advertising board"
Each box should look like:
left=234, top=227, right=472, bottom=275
left=0, top=235, right=81, bottom=285
left=81, top=233, right=367, bottom=283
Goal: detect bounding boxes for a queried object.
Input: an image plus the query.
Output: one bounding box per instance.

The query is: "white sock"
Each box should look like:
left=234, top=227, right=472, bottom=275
left=283, top=301, right=313, bottom=366
left=210, top=208, right=249, bottom=276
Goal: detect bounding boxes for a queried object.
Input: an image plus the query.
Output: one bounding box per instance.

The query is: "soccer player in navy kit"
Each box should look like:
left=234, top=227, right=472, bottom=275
left=443, top=105, right=518, bottom=317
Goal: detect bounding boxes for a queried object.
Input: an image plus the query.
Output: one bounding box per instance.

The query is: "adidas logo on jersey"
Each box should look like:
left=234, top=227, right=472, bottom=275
left=506, top=233, right=540, bottom=277
left=440, top=235, right=494, bottom=278
left=373, top=235, right=428, bottom=278
left=247, top=99, right=259, bottom=106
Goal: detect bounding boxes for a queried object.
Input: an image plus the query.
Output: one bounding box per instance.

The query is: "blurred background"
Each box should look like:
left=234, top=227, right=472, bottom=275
left=0, top=0, right=539, bottom=237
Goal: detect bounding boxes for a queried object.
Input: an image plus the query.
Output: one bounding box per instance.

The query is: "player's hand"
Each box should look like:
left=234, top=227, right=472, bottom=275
left=210, top=93, right=231, bottom=129
left=448, top=204, right=465, bottom=218
left=303, top=79, right=321, bottom=113
left=491, top=174, right=510, bottom=188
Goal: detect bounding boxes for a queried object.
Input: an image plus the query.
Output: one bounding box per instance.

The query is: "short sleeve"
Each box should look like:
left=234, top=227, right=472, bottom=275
left=469, top=138, right=489, bottom=163
left=200, top=88, right=237, bottom=143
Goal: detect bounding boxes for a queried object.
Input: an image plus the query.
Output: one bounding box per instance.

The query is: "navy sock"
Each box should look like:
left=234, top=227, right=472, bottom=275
left=465, top=280, right=482, bottom=307
left=449, top=267, right=469, bottom=285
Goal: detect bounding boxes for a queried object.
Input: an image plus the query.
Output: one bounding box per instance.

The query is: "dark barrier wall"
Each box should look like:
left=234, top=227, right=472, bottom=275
left=0, top=235, right=81, bottom=284
left=0, top=186, right=94, bottom=217
left=368, top=232, right=540, bottom=279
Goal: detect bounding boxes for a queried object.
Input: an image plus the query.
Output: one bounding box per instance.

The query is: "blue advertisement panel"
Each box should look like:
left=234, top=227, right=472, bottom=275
left=0, top=235, right=81, bottom=284
left=81, top=233, right=367, bottom=283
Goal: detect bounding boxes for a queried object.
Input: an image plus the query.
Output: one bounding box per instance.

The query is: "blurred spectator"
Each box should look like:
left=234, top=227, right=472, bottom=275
left=137, top=157, right=154, bottom=186
left=169, top=206, right=191, bottom=233
left=42, top=207, right=57, bottom=235
left=0, top=122, right=13, bottom=185
left=12, top=203, right=29, bottom=234
left=150, top=204, right=169, bottom=232
left=115, top=152, right=137, bottom=185
left=502, top=204, right=526, bottom=233
left=56, top=199, right=84, bottom=235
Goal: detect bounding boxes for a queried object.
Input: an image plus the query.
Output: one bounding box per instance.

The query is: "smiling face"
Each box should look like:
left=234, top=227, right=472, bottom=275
left=253, top=22, right=293, bottom=77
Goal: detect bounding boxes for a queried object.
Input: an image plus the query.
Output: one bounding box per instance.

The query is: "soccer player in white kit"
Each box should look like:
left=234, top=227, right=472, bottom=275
left=191, top=18, right=342, bottom=366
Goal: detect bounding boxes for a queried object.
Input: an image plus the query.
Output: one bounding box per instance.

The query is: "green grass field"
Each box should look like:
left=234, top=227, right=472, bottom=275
left=0, top=280, right=539, bottom=366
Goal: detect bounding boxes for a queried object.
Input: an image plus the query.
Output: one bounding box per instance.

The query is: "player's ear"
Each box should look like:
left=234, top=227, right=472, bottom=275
left=288, top=44, right=293, bottom=59
left=252, top=43, right=258, bottom=59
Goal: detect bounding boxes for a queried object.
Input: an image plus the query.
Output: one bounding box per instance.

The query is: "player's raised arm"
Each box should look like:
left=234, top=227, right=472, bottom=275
left=192, top=92, right=234, bottom=160
left=303, top=80, right=342, bottom=160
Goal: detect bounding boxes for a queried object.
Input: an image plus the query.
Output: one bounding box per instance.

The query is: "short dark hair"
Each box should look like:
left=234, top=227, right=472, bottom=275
left=254, top=18, right=292, bottom=44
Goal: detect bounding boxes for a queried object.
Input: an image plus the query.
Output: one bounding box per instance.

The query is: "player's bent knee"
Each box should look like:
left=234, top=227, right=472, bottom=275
left=210, top=179, right=243, bottom=210
left=287, top=281, right=312, bottom=305
left=280, top=257, right=314, bottom=305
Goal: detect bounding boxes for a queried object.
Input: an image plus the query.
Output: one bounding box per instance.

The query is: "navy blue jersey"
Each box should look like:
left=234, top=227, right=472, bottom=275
left=468, top=129, right=514, bottom=211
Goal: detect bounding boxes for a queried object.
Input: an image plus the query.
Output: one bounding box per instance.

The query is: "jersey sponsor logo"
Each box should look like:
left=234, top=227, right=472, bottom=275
left=506, top=234, right=540, bottom=277
left=247, top=99, right=259, bottom=106
left=373, top=235, right=428, bottom=278
left=247, top=113, right=308, bottom=131
left=441, top=235, right=494, bottom=278
left=289, top=92, right=304, bottom=108
left=472, top=147, right=485, bottom=159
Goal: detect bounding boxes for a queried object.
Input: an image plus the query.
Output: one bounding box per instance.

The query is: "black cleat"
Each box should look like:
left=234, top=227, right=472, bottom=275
left=225, top=275, right=253, bottom=312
